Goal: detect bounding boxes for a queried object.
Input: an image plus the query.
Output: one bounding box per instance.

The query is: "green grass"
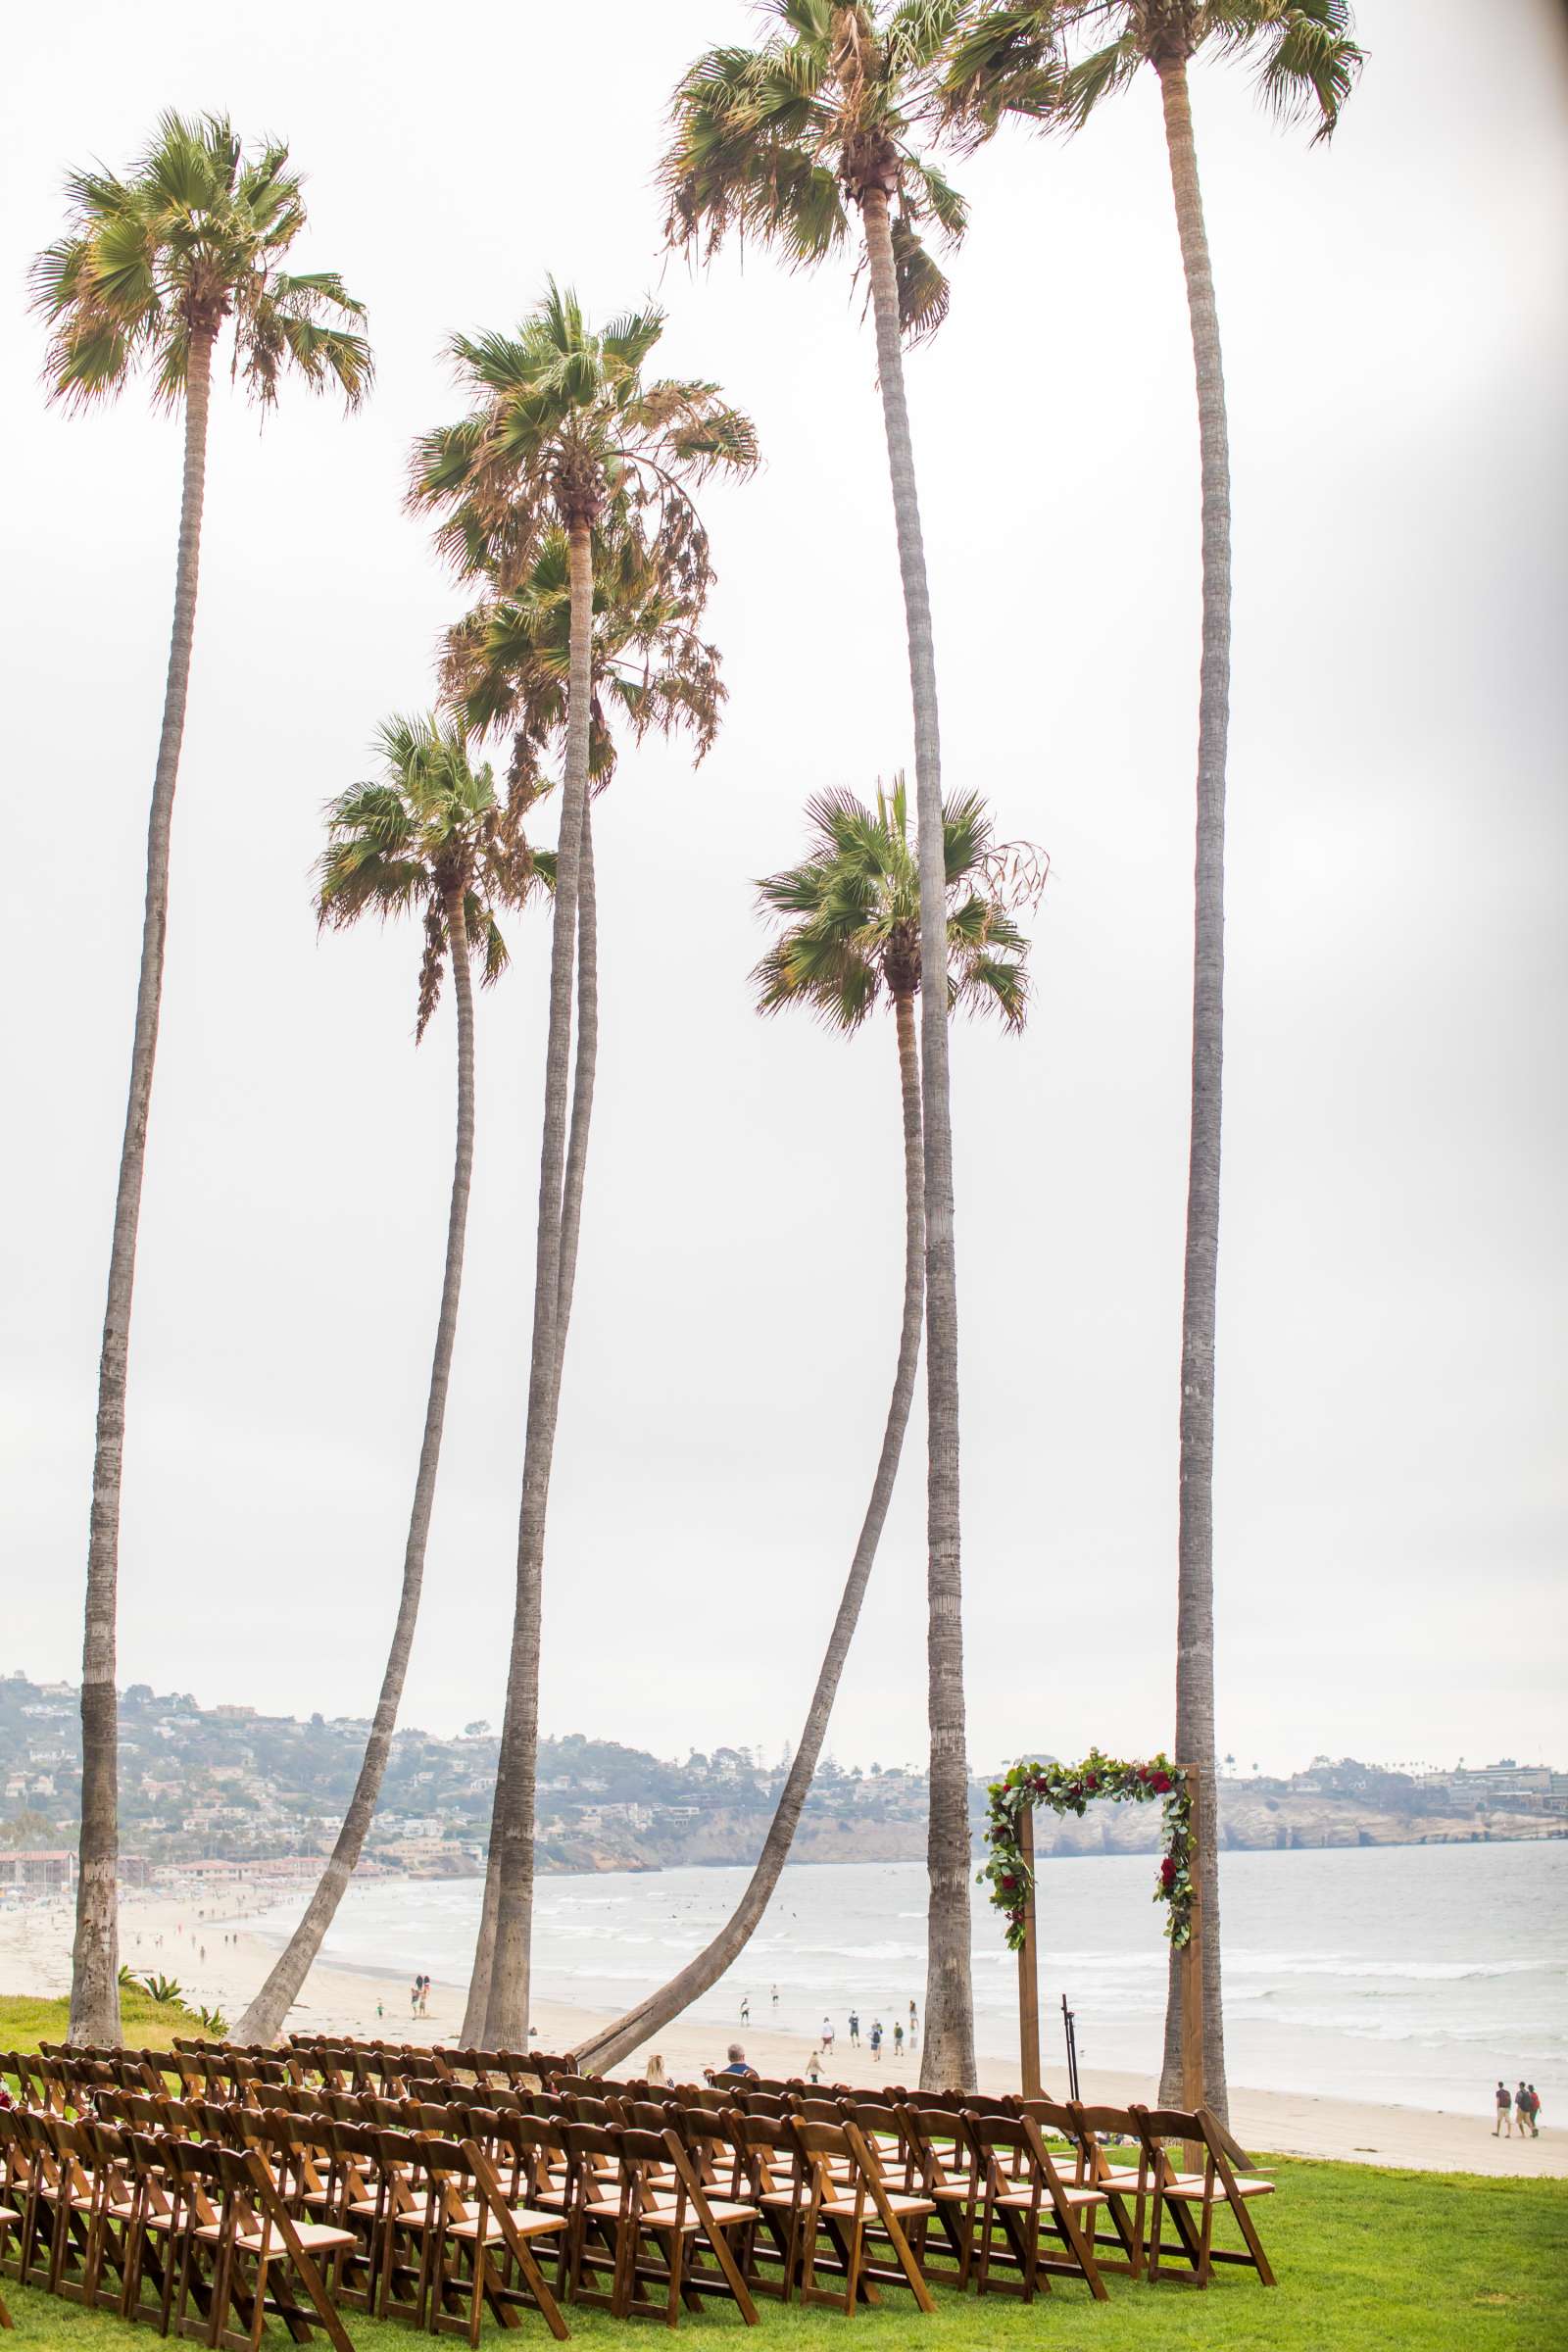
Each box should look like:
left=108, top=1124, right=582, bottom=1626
left=0, top=1992, right=209, bottom=2058
left=2, top=2160, right=1564, bottom=2351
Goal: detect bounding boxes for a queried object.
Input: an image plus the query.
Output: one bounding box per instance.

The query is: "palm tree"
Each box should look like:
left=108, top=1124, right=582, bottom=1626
left=663, top=0, right=980, bottom=2089
left=573, top=779, right=1036, bottom=2076
left=943, top=0, right=1362, bottom=2118
left=232, top=717, right=544, bottom=2045
left=437, top=528, right=730, bottom=2044
left=409, top=294, right=756, bottom=2044
left=29, top=112, right=370, bottom=2047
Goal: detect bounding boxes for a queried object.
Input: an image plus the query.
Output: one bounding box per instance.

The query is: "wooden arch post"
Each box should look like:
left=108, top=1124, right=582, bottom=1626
left=1016, top=1804, right=1042, bottom=2099
left=1012, top=1760, right=1205, bottom=2118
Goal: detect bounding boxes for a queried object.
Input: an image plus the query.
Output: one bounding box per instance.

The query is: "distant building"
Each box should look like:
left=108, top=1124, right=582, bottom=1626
left=0, top=1850, right=74, bottom=1890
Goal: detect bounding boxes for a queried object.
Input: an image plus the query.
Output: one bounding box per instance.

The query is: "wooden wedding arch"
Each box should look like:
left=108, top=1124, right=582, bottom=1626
left=978, top=1750, right=1207, bottom=2112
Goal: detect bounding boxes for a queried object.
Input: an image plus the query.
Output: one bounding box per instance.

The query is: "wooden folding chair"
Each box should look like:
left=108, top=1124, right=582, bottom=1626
left=185, top=2140, right=356, bottom=2352
left=787, top=2117, right=934, bottom=2318
left=897, top=2103, right=983, bottom=2288
left=1062, top=2101, right=1148, bottom=2278
left=723, top=2115, right=806, bottom=2305
left=967, top=2110, right=1108, bottom=2303
left=118, top=2129, right=188, bottom=2333
left=1130, top=2105, right=1277, bottom=2288
left=593, top=2125, right=759, bottom=2328
left=419, top=2134, right=568, bottom=2342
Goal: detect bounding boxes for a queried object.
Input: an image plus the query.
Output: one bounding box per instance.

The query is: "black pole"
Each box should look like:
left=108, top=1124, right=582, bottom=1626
left=1061, top=1992, right=1081, bottom=2102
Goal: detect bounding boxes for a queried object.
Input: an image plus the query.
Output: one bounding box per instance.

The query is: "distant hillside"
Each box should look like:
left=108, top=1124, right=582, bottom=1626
left=2, top=1673, right=1561, bottom=1876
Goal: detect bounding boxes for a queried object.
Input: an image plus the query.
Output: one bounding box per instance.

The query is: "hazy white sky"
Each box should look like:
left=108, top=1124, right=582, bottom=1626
left=3, top=0, right=1565, bottom=1783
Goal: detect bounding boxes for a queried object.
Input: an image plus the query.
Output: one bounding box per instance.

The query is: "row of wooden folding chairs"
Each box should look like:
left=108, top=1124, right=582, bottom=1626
left=519, top=2081, right=1276, bottom=2299
left=20, top=2093, right=933, bottom=2328
left=80, top=2082, right=1265, bottom=2307
left=0, top=2106, right=358, bottom=2351
left=183, top=2058, right=1277, bottom=2300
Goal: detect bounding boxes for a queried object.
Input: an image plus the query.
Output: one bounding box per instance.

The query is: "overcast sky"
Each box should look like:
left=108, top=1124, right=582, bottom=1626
left=3, top=0, right=1565, bottom=1784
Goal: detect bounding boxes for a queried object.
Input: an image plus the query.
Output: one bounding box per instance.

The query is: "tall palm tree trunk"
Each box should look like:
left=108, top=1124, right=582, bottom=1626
left=1153, top=53, right=1230, bottom=2125
left=235, top=886, right=479, bottom=2045
left=461, top=801, right=597, bottom=2045
left=485, top=517, right=595, bottom=2047
left=574, top=990, right=925, bottom=2074
left=70, top=322, right=218, bottom=2049
left=859, top=183, right=975, bottom=2093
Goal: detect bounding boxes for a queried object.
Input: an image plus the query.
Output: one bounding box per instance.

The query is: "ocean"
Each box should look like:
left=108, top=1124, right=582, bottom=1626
left=248, top=1838, right=1566, bottom=2115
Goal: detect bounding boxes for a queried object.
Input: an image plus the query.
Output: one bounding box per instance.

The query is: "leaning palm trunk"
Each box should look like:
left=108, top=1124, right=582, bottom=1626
left=485, top=518, right=596, bottom=2047
left=71, top=323, right=218, bottom=2048
left=859, top=183, right=975, bottom=2094
left=235, top=887, right=479, bottom=2045
left=1153, top=54, right=1230, bottom=2125
left=574, top=991, right=925, bottom=2075
left=461, top=800, right=598, bottom=2045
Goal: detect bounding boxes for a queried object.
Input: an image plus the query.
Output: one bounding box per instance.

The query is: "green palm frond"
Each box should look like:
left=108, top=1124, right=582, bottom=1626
left=662, top=1, right=969, bottom=348
left=438, top=511, right=729, bottom=791
left=30, top=112, right=370, bottom=414
left=409, top=283, right=757, bottom=615
left=945, top=1, right=1361, bottom=143
left=317, top=710, right=545, bottom=1039
left=755, top=772, right=1041, bottom=1035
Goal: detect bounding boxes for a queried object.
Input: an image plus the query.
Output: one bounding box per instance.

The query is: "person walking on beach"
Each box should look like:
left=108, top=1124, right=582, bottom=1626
left=869, top=2021, right=882, bottom=2064
left=418, top=1975, right=429, bottom=2017
left=848, top=2010, right=859, bottom=2048
left=1494, top=2082, right=1512, bottom=2136
left=821, top=2018, right=834, bottom=2057
left=411, top=1977, right=420, bottom=2018
left=908, top=1998, right=918, bottom=2046
left=771, top=1984, right=779, bottom=2009
left=893, top=2021, right=904, bottom=2063
left=740, top=1994, right=751, bottom=2025
left=806, top=2049, right=823, bottom=2085
left=1517, top=2082, right=1539, bottom=2138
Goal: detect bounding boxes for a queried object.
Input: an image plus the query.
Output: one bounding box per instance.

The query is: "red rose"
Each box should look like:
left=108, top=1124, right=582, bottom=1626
left=1160, top=1857, right=1177, bottom=1889
left=1151, top=1772, right=1172, bottom=1793
left=1084, top=1774, right=1098, bottom=1793
left=1001, top=1874, right=1016, bottom=1892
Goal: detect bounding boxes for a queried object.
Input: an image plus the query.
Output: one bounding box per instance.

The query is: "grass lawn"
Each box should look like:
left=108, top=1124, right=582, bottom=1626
left=2, top=2159, right=1564, bottom=2352
left=0, top=1992, right=217, bottom=2058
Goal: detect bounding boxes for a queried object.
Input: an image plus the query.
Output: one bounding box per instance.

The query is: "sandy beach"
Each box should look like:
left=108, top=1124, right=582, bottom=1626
left=3, top=1884, right=1560, bottom=2180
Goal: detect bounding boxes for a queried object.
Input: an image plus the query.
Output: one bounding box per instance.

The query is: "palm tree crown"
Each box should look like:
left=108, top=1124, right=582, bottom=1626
left=29, top=110, right=371, bottom=411
left=662, top=0, right=969, bottom=340
left=440, top=524, right=726, bottom=795
left=316, top=714, right=548, bottom=1038
left=409, top=280, right=758, bottom=584
left=755, top=779, right=1037, bottom=1027
left=944, top=0, right=1362, bottom=141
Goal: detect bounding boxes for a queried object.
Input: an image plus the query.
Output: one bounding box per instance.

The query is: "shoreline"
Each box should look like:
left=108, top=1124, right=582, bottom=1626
left=2, top=1886, right=1561, bottom=2180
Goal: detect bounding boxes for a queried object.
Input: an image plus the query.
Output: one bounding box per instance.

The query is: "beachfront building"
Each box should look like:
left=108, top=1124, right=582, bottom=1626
left=0, top=1849, right=74, bottom=1890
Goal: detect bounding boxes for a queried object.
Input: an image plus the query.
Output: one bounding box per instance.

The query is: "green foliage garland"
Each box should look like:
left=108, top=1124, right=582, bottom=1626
left=979, top=1748, right=1195, bottom=1951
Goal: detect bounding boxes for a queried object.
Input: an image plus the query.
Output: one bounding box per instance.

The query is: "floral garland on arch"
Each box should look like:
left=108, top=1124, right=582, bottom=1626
left=978, top=1747, right=1195, bottom=1952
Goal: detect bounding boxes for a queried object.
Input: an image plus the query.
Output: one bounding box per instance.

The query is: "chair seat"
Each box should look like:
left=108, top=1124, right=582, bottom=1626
left=929, top=2183, right=979, bottom=2203
left=198, top=2223, right=356, bottom=2254
left=995, top=2184, right=1102, bottom=2211
left=0, top=2208, right=19, bottom=2228
left=821, top=2192, right=934, bottom=2220
left=1163, top=2176, right=1274, bottom=2201
left=448, top=2206, right=565, bottom=2242
left=583, top=2197, right=759, bottom=2232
